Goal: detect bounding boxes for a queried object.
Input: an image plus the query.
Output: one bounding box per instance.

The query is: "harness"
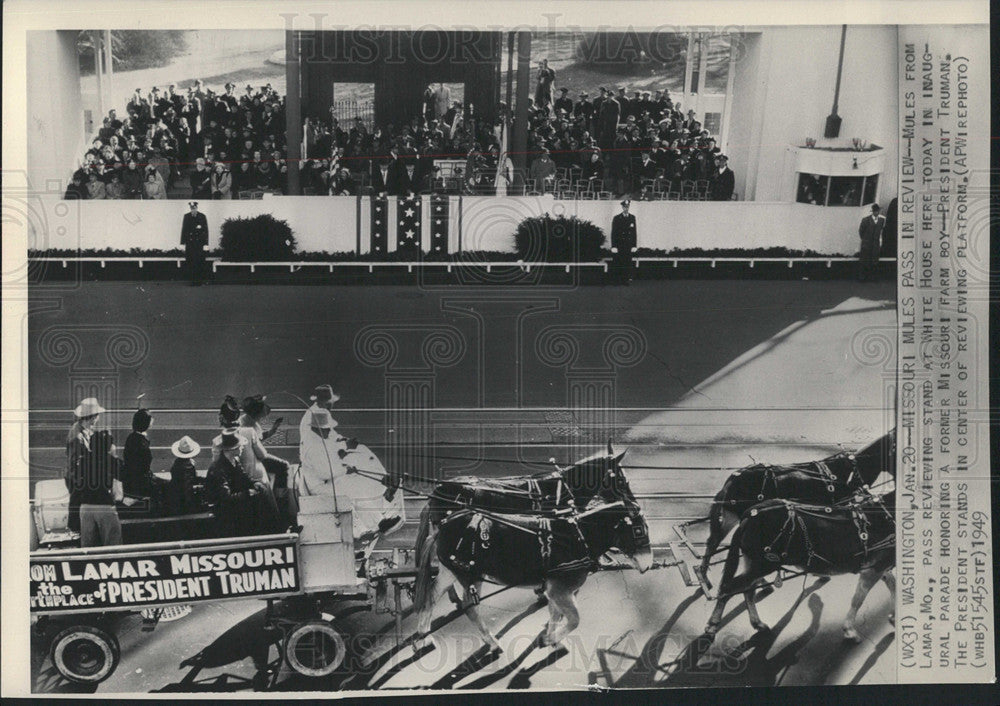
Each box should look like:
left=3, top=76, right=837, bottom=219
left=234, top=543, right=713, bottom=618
left=757, top=496, right=892, bottom=571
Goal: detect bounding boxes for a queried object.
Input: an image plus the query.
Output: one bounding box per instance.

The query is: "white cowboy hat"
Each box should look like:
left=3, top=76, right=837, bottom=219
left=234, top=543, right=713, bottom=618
left=171, top=435, right=202, bottom=459
left=309, top=408, right=335, bottom=430
left=74, top=397, right=106, bottom=418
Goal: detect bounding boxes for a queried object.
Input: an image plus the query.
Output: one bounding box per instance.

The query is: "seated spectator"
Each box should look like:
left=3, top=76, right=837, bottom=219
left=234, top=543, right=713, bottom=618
left=122, top=408, right=169, bottom=504
left=581, top=150, right=605, bottom=185
left=232, top=155, right=254, bottom=194
left=86, top=172, right=107, bottom=200
left=64, top=171, right=88, bottom=200
left=105, top=172, right=126, bottom=200
left=189, top=158, right=213, bottom=198
left=211, top=162, right=232, bottom=199
left=167, top=436, right=201, bottom=515
left=529, top=148, right=557, bottom=191
left=121, top=160, right=144, bottom=199
left=206, top=429, right=281, bottom=537
left=329, top=166, right=356, bottom=196
left=143, top=169, right=168, bottom=199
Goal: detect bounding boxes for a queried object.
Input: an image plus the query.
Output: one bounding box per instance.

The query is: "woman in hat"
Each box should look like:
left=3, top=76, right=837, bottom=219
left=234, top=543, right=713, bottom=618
left=167, top=436, right=201, bottom=515
left=237, top=395, right=288, bottom=487
left=66, top=397, right=105, bottom=534
left=121, top=408, right=168, bottom=506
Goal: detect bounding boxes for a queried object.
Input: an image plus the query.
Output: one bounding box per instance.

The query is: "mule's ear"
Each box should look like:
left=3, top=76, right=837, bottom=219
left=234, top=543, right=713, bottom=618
left=614, top=449, right=628, bottom=464
left=607, top=439, right=614, bottom=456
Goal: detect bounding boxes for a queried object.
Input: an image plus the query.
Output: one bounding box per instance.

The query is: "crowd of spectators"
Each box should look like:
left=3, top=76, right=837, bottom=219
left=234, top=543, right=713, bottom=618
left=66, top=81, right=289, bottom=200
left=523, top=80, right=735, bottom=201
left=65, top=67, right=735, bottom=202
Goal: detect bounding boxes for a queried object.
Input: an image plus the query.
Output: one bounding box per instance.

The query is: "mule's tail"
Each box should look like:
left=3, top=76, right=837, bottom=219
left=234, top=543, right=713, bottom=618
left=414, top=502, right=433, bottom=561
left=413, top=516, right=438, bottom=615
left=716, top=523, right=746, bottom=600
left=700, top=496, right=726, bottom=590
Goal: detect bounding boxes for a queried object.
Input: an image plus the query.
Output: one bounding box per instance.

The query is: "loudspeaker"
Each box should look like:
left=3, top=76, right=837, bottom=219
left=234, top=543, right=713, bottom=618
left=824, top=114, right=842, bottom=138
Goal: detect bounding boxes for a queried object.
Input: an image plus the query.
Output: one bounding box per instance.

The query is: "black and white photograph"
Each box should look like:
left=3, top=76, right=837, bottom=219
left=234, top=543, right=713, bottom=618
left=2, top=1, right=994, bottom=698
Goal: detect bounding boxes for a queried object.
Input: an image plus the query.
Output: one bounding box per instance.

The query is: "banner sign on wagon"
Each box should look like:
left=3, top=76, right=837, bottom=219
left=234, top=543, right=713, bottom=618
left=29, top=537, right=300, bottom=614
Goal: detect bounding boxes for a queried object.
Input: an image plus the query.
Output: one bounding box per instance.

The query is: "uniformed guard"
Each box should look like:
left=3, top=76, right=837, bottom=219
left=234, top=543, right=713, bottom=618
left=610, top=198, right=637, bottom=284
left=180, top=201, right=209, bottom=286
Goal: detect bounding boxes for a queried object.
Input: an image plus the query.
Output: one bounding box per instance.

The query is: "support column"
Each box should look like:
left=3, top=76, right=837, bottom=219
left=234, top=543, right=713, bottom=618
left=93, top=31, right=104, bottom=123
left=682, top=33, right=695, bottom=112
left=103, top=30, right=114, bottom=109
left=285, top=30, right=302, bottom=195
left=695, top=33, right=709, bottom=116
left=511, top=31, right=532, bottom=174
left=720, top=37, right=737, bottom=155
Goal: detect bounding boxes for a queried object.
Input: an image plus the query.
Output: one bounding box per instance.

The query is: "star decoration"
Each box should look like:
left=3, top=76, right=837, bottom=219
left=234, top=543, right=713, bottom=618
left=404, top=208, right=415, bottom=217
left=435, top=219, right=442, bottom=225
left=375, top=220, right=381, bottom=225
left=435, top=206, right=443, bottom=212
left=404, top=229, right=415, bottom=239
left=399, top=220, right=405, bottom=226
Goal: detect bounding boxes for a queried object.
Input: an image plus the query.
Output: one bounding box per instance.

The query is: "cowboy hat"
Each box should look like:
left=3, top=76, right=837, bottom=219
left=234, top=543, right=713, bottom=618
left=310, top=384, right=340, bottom=404
left=171, top=435, right=202, bottom=458
left=218, top=428, right=243, bottom=450
left=74, top=397, right=106, bottom=418
left=308, top=408, right=335, bottom=430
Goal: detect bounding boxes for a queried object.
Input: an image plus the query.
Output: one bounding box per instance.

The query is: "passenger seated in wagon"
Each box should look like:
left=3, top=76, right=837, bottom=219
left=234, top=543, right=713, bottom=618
left=165, top=435, right=201, bottom=515
left=206, top=429, right=283, bottom=537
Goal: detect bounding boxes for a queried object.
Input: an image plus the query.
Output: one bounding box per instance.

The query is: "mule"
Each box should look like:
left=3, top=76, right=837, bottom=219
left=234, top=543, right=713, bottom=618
left=705, top=491, right=895, bottom=643
left=698, top=430, right=895, bottom=588
left=413, top=498, right=653, bottom=651
left=414, top=442, right=634, bottom=572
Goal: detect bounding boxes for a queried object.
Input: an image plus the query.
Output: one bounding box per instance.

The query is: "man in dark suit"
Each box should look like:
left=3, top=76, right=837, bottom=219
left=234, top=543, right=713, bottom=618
left=597, top=91, right=621, bottom=150
left=554, top=87, right=574, bottom=116
left=610, top=199, right=637, bottom=284
left=858, top=203, right=886, bottom=281
left=180, top=201, right=209, bottom=285
left=709, top=155, right=735, bottom=201
left=371, top=158, right=397, bottom=197
left=206, top=429, right=281, bottom=537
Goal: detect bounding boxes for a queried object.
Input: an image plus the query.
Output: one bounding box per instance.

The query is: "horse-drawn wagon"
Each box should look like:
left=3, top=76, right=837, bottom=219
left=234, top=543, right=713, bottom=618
left=30, top=489, right=416, bottom=688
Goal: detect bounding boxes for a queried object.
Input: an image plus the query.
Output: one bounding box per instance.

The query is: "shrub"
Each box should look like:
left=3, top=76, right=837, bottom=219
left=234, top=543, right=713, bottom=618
left=574, top=32, right=687, bottom=75
left=219, top=214, right=297, bottom=261
left=513, top=214, right=606, bottom=262
left=78, top=30, right=189, bottom=74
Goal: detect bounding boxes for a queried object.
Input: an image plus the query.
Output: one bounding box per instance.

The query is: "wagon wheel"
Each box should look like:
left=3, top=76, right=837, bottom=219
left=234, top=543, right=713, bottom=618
left=49, top=625, right=121, bottom=684
left=283, top=620, right=347, bottom=678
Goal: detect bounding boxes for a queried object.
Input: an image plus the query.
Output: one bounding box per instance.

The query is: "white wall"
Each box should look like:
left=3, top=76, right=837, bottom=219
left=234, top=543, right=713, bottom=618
left=460, top=196, right=868, bottom=255
left=731, top=27, right=899, bottom=204
left=34, top=195, right=871, bottom=256
left=27, top=31, right=85, bottom=192
left=30, top=195, right=359, bottom=253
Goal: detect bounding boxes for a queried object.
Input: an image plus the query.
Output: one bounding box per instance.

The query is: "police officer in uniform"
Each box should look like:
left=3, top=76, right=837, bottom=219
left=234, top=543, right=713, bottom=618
left=180, top=201, right=209, bottom=285
left=610, top=198, right=637, bottom=284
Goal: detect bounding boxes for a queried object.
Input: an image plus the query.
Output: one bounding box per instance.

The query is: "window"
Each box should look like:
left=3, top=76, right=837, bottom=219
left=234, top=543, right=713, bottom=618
left=797, top=173, right=829, bottom=205
left=796, top=173, right=879, bottom=206
left=703, top=112, right=722, bottom=135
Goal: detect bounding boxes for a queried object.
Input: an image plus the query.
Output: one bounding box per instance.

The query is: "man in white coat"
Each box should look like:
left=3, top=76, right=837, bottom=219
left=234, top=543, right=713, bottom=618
left=295, top=386, right=404, bottom=543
